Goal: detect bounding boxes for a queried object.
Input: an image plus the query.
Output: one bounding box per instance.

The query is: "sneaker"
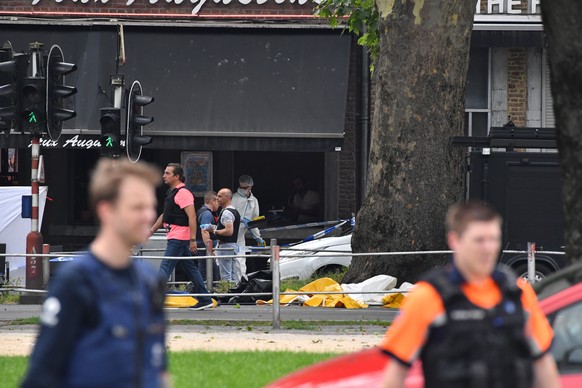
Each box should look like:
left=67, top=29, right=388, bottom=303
left=188, top=302, right=214, bottom=311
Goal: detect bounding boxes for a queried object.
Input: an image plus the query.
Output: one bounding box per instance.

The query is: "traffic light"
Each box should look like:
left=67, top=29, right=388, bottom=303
left=46, top=45, right=77, bottom=141
left=0, top=46, right=25, bottom=134
left=126, top=80, right=154, bottom=163
left=20, top=76, right=46, bottom=134
left=100, top=107, right=121, bottom=157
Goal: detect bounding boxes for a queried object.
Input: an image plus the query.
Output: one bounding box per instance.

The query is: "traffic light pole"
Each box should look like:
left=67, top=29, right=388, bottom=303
left=26, top=134, right=44, bottom=290
left=112, top=75, right=123, bottom=109
left=25, top=44, right=45, bottom=290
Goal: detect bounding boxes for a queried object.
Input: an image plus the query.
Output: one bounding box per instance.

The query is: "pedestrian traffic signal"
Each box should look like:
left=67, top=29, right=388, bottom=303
left=100, top=107, right=121, bottom=157
left=126, top=80, right=153, bottom=163
left=46, top=45, right=77, bottom=141
left=0, top=44, right=25, bottom=134
left=20, top=77, right=46, bottom=134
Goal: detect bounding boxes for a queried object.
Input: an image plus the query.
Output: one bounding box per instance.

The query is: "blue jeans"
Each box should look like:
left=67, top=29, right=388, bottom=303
left=159, top=239, right=212, bottom=306
left=216, top=242, right=239, bottom=283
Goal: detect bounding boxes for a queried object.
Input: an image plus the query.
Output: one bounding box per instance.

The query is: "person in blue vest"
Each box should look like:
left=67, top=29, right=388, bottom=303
left=21, top=158, right=170, bottom=388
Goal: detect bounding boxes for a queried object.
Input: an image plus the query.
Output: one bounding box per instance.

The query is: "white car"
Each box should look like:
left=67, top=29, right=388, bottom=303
left=277, top=234, right=352, bottom=280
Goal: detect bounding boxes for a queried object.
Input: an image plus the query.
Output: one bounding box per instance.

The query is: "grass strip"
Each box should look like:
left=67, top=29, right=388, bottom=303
left=0, top=351, right=337, bottom=388
left=2, top=317, right=390, bottom=330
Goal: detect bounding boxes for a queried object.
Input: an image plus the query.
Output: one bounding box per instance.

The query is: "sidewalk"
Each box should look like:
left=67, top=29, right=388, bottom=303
left=0, top=324, right=385, bottom=356
left=0, top=304, right=393, bottom=356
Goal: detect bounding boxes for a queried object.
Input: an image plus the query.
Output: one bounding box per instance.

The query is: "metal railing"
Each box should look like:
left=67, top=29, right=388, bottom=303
left=0, top=241, right=566, bottom=329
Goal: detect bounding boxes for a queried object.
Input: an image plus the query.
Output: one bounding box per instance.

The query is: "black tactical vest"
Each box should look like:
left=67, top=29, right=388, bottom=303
left=162, top=187, right=191, bottom=227
left=420, top=267, right=534, bottom=388
left=216, top=207, right=240, bottom=243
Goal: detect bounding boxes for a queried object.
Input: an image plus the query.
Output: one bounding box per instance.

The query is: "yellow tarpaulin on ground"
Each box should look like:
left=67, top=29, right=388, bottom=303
left=381, top=292, right=405, bottom=308
left=164, top=295, right=218, bottom=308
left=257, top=277, right=369, bottom=309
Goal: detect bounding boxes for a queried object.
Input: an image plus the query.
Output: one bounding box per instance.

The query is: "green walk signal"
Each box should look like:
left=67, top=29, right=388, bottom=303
left=106, top=136, right=113, bottom=148
left=28, top=111, right=37, bottom=123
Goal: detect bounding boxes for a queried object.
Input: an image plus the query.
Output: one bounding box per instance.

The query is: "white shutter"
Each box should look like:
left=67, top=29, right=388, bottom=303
left=542, top=53, right=555, bottom=127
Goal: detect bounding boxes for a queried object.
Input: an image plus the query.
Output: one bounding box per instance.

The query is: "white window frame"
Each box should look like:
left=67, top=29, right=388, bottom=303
left=542, top=49, right=555, bottom=128
left=465, top=48, right=492, bottom=136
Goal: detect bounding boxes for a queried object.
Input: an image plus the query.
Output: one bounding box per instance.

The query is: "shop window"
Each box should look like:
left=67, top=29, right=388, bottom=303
left=542, top=51, right=555, bottom=128
left=465, top=47, right=490, bottom=136
left=0, top=148, right=18, bottom=185
left=233, top=151, right=324, bottom=225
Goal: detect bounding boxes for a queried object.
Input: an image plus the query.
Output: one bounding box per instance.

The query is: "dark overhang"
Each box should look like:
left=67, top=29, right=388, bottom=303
left=0, top=23, right=350, bottom=152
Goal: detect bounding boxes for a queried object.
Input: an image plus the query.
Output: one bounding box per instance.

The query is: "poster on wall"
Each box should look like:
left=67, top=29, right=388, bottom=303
left=180, top=152, right=213, bottom=196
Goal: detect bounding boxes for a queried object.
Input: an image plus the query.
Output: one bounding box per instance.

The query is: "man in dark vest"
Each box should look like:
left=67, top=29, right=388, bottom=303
left=150, top=163, right=213, bottom=311
left=22, top=158, right=169, bottom=387
left=196, top=190, right=220, bottom=282
left=202, top=188, right=240, bottom=283
left=381, top=201, right=559, bottom=388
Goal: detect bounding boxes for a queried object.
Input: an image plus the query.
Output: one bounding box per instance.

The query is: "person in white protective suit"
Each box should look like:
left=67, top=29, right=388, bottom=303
left=231, top=175, right=265, bottom=283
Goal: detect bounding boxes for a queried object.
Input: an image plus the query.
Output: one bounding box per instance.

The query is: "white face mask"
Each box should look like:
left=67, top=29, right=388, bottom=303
left=238, top=187, right=251, bottom=198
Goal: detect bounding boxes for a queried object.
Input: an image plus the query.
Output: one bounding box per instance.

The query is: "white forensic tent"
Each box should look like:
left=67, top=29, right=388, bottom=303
left=0, top=186, right=48, bottom=286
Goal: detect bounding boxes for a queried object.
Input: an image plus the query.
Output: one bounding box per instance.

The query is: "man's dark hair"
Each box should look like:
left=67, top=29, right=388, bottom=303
left=446, top=201, right=502, bottom=236
left=167, top=163, right=185, bottom=183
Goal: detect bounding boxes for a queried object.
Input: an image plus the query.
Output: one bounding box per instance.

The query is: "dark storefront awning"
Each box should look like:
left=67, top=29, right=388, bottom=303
left=472, top=14, right=545, bottom=47
left=0, top=24, right=351, bottom=151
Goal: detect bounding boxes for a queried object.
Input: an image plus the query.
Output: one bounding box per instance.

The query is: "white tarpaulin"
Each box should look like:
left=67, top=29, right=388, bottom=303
left=341, top=275, right=398, bottom=305
left=0, top=186, right=48, bottom=286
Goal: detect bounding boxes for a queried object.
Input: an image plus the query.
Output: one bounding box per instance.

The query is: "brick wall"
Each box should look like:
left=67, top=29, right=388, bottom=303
left=507, top=48, right=527, bottom=126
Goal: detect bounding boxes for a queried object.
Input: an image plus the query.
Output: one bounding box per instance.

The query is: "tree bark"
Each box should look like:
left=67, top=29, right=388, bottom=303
left=541, top=1, right=582, bottom=266
left=345, top=0, right=477, bottom=283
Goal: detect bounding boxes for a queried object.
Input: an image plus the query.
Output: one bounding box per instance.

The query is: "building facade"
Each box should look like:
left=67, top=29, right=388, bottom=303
left=0, top=0, right=552, bottom=249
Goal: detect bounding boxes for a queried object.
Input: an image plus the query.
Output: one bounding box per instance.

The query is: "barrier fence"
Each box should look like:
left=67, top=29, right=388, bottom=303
left=0, top=241, right=566, bottom=329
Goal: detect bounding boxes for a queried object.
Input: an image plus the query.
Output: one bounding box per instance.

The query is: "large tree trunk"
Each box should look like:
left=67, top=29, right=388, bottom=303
left=345, top=0, right=477, bottom=283
left=541, top=1, right=582, bottom=266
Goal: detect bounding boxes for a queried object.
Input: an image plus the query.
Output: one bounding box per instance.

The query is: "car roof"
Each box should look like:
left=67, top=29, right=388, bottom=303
left=535, top=261, right=582, bottom=300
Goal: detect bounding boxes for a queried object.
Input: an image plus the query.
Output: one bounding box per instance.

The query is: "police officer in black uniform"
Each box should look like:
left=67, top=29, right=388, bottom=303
left=21, top=159, right=168, bottom=388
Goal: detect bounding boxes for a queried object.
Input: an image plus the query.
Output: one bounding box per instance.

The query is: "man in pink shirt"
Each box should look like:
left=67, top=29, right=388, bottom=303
left=151, top=163, right=213, bottom=310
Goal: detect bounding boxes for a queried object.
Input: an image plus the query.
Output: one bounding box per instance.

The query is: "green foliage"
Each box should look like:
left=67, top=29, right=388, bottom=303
left=0, top=352, right=337, bottom=388
left=316, top=0, right=380, bottom=63
left=213, top=280, right=234, bottom=294
left=0, top=291, right=20, bottom=305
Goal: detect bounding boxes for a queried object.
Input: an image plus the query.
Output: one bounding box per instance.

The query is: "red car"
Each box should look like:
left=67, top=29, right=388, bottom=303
left=268, top=263, right=582, bottom=388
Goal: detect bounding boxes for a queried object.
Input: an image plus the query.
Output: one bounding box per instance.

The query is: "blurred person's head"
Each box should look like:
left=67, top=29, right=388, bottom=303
left=238, top=175, right=254, bottom=198
left=163, top=163, right=185, bottom=187
left=204, top=191, right=219, bottom=212
left=217, top=188, right=233, bottom=208
left=90, top=158, right=160, bottom=247
left=292, top=176, right=307, bottom=194
left=446, top=201, right=502, bottom=282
